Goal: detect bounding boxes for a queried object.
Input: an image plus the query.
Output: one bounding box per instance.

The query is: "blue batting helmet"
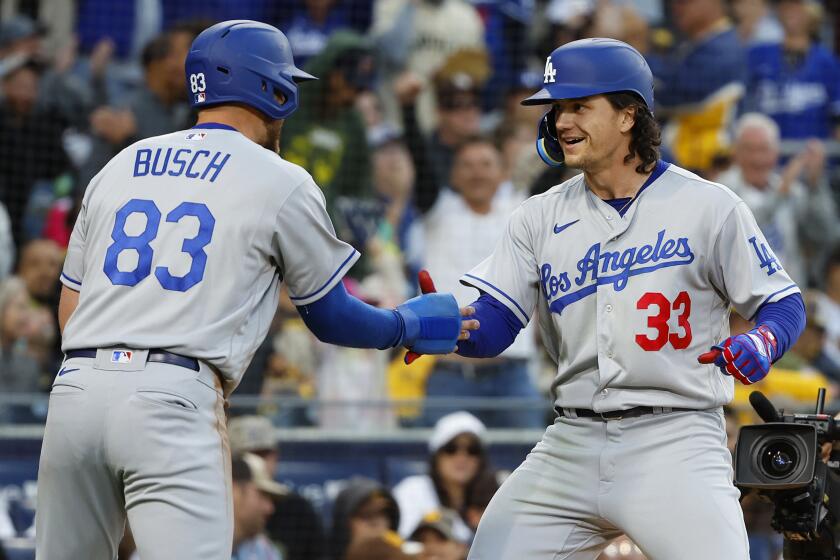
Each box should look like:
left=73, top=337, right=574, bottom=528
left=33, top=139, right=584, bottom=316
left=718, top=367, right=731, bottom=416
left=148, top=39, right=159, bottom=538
left=523, top=38, right=654, bottom=167
left=185, top=20, right=317, bottom=120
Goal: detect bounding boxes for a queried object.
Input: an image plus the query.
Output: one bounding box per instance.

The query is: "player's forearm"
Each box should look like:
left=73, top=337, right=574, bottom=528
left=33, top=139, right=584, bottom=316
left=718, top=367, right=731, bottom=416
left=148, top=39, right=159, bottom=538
left=753, top=293, right=806, bottom=362
left=456, top=293, right=523, bottom=358
left=296, top=282, right=402, bottom=349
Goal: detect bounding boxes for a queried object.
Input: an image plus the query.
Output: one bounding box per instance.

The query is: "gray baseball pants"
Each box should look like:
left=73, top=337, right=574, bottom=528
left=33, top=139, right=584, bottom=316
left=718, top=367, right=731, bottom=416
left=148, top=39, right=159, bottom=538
left=467, top=408, right=749, bottom=560
left=35, top=351, right=231, bottom=559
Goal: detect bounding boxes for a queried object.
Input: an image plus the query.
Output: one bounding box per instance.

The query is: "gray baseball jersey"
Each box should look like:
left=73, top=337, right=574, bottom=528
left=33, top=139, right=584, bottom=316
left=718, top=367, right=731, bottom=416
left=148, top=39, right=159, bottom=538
left=461, top=161, right=799, bottom=410
left=60, top=124, right=358, bottom=391
left=464, top=161, right=794, bottom=559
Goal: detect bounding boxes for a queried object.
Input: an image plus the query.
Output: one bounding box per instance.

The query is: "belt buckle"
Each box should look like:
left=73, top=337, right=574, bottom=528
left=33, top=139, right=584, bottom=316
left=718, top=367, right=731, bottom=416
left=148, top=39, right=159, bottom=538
left=599, top=410, right=623, bottom=421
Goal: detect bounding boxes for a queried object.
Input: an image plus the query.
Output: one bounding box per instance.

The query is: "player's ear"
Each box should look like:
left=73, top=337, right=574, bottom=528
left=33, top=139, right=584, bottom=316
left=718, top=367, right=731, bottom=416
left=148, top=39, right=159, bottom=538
left=618, top=105, right=636, bottom=134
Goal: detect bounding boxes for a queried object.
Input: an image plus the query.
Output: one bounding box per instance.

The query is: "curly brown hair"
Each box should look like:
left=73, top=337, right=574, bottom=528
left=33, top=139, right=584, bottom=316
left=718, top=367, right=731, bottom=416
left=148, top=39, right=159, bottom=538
left=606, top=92, right=661, bottom=174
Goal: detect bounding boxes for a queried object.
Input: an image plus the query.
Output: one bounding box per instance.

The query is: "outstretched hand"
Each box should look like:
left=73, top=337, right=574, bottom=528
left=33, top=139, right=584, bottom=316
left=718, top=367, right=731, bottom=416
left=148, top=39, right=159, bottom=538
left=404, top=270, right=480, bottom=364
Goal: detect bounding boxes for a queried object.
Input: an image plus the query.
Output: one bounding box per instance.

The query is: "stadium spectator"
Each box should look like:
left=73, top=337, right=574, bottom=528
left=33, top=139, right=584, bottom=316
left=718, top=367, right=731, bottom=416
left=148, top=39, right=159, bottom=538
left=0, top=277, right=43, bottom=394
left=409, top=510, right=466, bottom=560
left=329, top=477, right=401, bottom=560
left=717, top=113, right=838, bottom=286
left=776, top=292, right=840, bottom=383
left=0, top=13, right=94, bottom=128
left=333, top=126, right=418, bottom=299
left=232, top=453, right=288, bottom=560
left=744, top=0, right=840, bottom=140
left=419, top=138, right=542, bottom=428
left=228, top=415, right=327, bottom=560
left=79, top=27, right=196, bottom=185
left=462, top=469, right=499, bottom=534
left=282, top=0, right=365, bottom=66
left=646, top=0, right=746, bottom=172
left=17, top=238, right=61, bottom=307
left=397, top=49, right=490, bottom=214
left=393, top=412, right=492, bottom=544
left=372, top=0, right=485, bottom=132
left=732, top=0, right=784, bottom=45
left=0, top=53, right=69, bottom=249
left=281, top=31, right=374, bottom=213
left=816, top=250, right=840, bottom=376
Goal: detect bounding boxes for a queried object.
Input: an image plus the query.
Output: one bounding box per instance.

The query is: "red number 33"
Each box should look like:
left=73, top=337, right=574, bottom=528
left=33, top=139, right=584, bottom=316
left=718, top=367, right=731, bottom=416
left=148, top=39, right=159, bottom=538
left=635, top=291, right=692, bottom=351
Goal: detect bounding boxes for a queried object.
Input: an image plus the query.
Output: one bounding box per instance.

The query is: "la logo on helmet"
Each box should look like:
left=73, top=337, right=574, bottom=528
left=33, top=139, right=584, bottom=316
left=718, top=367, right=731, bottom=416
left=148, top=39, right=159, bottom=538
left=543, top=57, right=556, bottom=84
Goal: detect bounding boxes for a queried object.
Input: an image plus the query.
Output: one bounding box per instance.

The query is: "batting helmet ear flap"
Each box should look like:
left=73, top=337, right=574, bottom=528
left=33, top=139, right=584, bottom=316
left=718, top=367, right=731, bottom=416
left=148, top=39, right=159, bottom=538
left=536, top=108, right=564, bottom=167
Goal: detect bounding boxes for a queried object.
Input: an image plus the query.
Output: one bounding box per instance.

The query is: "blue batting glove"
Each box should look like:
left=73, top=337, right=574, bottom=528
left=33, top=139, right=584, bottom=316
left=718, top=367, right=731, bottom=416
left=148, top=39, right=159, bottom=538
left=395, top=293, right=460, bottom=355
left=698, top=325, right=778, bottom=385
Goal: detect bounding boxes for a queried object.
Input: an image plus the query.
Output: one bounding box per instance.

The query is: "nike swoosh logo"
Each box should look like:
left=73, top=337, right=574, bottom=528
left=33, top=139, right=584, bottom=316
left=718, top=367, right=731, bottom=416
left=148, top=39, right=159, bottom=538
left=57, top=367, right=79, bottom=377
left=554, top=219, right=579, bottom=234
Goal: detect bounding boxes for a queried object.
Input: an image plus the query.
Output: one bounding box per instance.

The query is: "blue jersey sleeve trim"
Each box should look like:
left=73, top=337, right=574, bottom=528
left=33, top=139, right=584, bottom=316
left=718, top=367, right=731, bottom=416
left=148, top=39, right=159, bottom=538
left=61, top=272, right=82, bottom=287
left=461, top=274, right=529, bottom=327
left=289, top=249, right=360, bottom=302
left=750, top=283, right=799, bottom=320
left=456, top=293, right=523, bottom=358
left=191, top=122, right=238, bottom=131
left=754, top=293, right=806, bottom=362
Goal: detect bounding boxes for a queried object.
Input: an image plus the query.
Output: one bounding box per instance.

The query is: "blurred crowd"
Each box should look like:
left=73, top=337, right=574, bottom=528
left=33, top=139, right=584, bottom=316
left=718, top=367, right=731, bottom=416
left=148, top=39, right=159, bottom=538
left=1, top=0, right=840, bottom=556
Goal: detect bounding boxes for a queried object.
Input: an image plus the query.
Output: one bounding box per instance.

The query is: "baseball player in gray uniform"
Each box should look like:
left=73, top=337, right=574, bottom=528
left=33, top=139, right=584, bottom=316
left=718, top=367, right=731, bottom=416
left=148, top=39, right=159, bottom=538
left=448, top=39, right=807, bottom=559
left=36, top=21, right=466, bottom=559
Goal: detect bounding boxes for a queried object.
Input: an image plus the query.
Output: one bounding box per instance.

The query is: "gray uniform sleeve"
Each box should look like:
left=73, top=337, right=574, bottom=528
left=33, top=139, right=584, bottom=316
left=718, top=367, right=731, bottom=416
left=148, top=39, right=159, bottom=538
left=275, top=179, right=360, bottom=306
left=709, top=201, right=800, bottom=320
left=459, top=205, right=538, bottom=327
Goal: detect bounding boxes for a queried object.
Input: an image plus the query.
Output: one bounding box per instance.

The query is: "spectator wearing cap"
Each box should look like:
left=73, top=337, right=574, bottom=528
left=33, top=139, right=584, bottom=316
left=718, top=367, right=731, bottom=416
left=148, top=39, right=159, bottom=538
left=371, top=0, right=485, bottom=132
left=228, top=415, right=326, bottom=560
left=280, top=31, right=374, bottom=215
left=232, top=453, right=288, bottom=560
left=329, top=477, right=401, bottom=560
left=646, top=0, right=747, bottom=173
left=717, top=113, right=838, bottom=285
left=744, top=0, right=840, bottom=140
left=0, top=13, right=88, bottom=127
left=0, top=53, right=69, bottom=250
left=419, top=137, right=543, bottom=429
left=395, top=49, right=490, bottom=206
left=0, top=15, right=47, bottom=60
left=393, top=412, right=495, bottom=544
left=78, top=26, right=197, bottom=186
left=280, top=0, right=372, bottom=67
left=408, top=510, right=465, bottom=560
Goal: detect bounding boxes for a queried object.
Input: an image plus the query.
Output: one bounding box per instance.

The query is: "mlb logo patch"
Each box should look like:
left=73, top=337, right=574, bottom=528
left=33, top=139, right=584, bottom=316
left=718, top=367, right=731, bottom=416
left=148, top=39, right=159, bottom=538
left=195, top=92, right=206, bottom=103
left=185, top=132, right=207, bottom=141
left=111, top=351, right=133, bottom=364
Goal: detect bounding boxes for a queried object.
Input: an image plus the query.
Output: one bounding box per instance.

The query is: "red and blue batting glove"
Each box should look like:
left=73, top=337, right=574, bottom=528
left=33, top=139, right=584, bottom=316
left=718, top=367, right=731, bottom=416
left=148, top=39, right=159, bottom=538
left=697, top=326, right=778, bottom=385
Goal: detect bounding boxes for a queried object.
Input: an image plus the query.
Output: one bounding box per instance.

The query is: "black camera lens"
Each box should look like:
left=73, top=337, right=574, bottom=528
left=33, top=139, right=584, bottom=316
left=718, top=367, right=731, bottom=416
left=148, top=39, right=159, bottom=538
left=759, top=440, right=799, bottom=479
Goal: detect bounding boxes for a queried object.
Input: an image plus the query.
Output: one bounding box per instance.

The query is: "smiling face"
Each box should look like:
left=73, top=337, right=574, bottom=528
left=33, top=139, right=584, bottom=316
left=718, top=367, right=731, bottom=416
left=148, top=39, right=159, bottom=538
left=552, top=95, right=635, bottom=173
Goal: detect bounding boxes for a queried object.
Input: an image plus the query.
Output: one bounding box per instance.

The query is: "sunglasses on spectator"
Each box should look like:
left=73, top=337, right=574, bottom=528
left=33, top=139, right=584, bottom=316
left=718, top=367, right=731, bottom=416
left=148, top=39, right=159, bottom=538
left=439, top=441, right=482, bottom=457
